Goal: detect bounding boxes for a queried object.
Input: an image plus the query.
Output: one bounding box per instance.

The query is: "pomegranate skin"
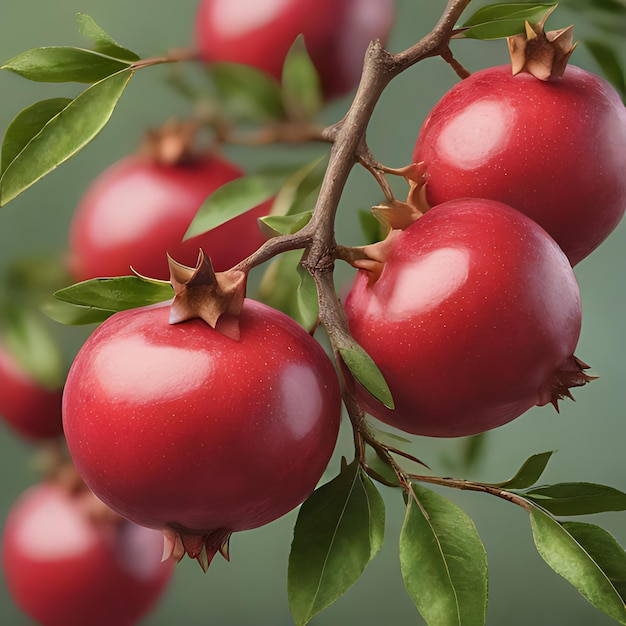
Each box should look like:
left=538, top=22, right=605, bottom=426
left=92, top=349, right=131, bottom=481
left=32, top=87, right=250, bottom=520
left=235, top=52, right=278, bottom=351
left=0, top=345, right=63, bottom=441
left=194, top=0, right=395, bottom=98
left=344, top=198, right=584, bottom=437
left=68, top=154, right=270, bottom=282
left=413, top=64, right=626, bottom=265
left=2, top=482, right=174, bottom=626
left=62, top=299, right=341, bottom=536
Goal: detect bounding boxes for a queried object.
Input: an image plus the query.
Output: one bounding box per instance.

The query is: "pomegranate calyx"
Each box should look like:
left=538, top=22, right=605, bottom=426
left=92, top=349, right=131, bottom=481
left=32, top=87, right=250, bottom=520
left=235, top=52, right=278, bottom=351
left=140, top=118, right=201, bottom=166
left=168, top=250, right=247, bottom=340
left=540, top=355, right=596, bottom=411
left=162, top=528, right=232, bottom=572
left=373, top=162, right=430, bottom=230
left=350, top=229, right=402, bottom=285
left=507, top=8, right=577, bottom=80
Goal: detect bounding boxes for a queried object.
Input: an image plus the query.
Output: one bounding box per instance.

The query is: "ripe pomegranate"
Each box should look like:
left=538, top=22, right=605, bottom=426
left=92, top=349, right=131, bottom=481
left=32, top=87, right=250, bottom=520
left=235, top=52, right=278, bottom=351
left=62, top=299, right=341, bottom=568
left=344, top=198, right=591, bottom=437
left=194, top=0, right=396, bottom=98
left=67, top=152, right=270, bottom=282
left=2, top=481, right=174, bottom=626
left=0, top=344, right=63, bottom=441
left=412, top=63, right=626, bottom=265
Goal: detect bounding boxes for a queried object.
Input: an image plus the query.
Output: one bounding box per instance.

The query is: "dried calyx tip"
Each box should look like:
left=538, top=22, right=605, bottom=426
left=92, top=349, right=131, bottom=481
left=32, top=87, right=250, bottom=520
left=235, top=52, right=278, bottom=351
left=162, top=528, right=232, bottom=572
left=507, top=7, right=577, bottom=80
left=168, top=250, right=247, bottom=340
left=141, top=118, right=201, bottom=166
left=546, top=355, right=597, bottom=412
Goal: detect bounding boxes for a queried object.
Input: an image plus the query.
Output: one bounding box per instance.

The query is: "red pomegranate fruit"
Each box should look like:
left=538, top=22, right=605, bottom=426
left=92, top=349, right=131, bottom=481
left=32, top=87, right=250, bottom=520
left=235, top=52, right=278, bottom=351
left=412, top=63, right=626, bottom=265
left=344, top=198, right=591, bottom=437
left=194, top=0, right=396, bottom=98
left=0, top=344, right=63, bottom=441
left=2, top=481, right=174, bottom=626
left=62, top=299, right=341, bottom=568
left=68, top=153, right=270, bottom=282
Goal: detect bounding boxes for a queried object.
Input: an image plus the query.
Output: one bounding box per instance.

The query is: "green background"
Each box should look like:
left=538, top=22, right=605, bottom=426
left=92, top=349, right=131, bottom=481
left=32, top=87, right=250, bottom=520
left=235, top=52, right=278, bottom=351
left=1, top=1, right=624, bottom=624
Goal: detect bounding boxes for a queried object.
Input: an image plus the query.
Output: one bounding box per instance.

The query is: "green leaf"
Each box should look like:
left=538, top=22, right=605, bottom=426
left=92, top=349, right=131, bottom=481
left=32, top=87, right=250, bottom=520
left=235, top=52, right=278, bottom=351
left=529, top=506, right=626, bottom=624
left=1, top=99, right=72, bottom=176
left=489, top=451, right=556, bottom=489
left=54, top=276, right=173, bottom=312
left=258, top=250, right=304, bottom=327
left=42, top=298, right=115, bottom=326
left=339, top=343, right=394, bottom=409
left=562, top=522, right=626, bottom=601
left=584, top=39, right=626, bottom=100
left=0, top=70, right=132, bottom=206
left=76, top=13, right=140, bottom=62
left=0, top=305, right=64, bottom=388
left=210, top=62, right=285, bottom=122
left=456, top=3, right=558, bottom=40
left=184, top=173, right=285, bottom=240
left=523, top=482, right=626, bottom=516
left=288, top=459, right=385, bottom=626
left=270, top=155, right=327, bottom=217
left=400, top=483, right=488, bottom=626
left=358, top=209, right=385, bottom=245
left=295, top=264, right=319, bottom=331
left=281, top=35, right=323, bottom=121
left=2, top=47, right=131, bottom=82
left=259, top=211, right=313, bottom=236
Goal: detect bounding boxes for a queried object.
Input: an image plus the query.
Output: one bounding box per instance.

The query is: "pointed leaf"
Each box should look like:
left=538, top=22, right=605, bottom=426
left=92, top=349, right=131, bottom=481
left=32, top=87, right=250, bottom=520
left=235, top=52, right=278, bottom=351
left=1, top=98, right=72, bottom=176
left=529, top=506, right=626, bottom=624
left=54, top=276, right=173, bottom=312
left=456, top=3, right=558, bottom=40
left=259, top=211, right=313, bottom=237
left=288, top=459, right=385, bottom=626
left=523, top=482, right=626, bottom=516
left=562, top=522, right=626, bottom=601
left=2, top=47, right=131, bottom=82
left=281, top=35, right=323, bottom=121
left=258, top=250, right=310, bottom=328
left=295, top=264, right=318, bottom=331
left=400, top=484, right=488, bottom=626
left=339, top=343, right=394, bottom=409
left=184, top=173, right=285, bottom=240
left=489, top=451, right=555, bottom=489
left=42, top=298, right=114, bottom=326
left=0, top=70, right=132, bottom=206
left=270, top=155, right=327, bottom=217
left=0, top=305, right=64, bottom=388
left=210, top=62, right=285, bottom=122
left=76, top=13, right=140, bottom=62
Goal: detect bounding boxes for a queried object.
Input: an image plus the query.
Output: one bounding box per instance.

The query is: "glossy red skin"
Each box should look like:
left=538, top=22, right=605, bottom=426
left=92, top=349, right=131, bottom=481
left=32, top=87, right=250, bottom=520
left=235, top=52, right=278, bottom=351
left=194, top=0, right=395, bottom=98
left=413, top=64, right=626, bottom=266
left=344, top=199, right=582, bottom=437
left=2, top=482, right=173, bottom=626
left=62, top=300, right=341, bottom=534
left=0, top=345, right=63, bottom=441
left=68, top=154, right=270, bottom=281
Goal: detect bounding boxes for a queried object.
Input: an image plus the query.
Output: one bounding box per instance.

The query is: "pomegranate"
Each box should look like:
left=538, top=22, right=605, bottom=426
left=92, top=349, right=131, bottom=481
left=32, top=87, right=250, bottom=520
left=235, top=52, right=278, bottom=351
left=62, top=299, right=341, bottom=568
left=344, top=198, right=591, bottom=437
left=412, top=63, right=626, bottom=265
left=194, top=0, right=396, bottom=98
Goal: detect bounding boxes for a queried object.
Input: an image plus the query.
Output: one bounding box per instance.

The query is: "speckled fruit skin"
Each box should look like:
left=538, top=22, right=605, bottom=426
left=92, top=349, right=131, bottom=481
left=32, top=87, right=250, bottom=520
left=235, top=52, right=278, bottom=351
left=344, top=198, right=583, bottom=437
left=412, top=64, right=626, bottom=266
left=194, top=0, right=395, bottom=98
left=62, top=300, right=341, bottom=536
left=0, top=345, right=63, bottom=441
left=68, top=154, right=270, bottom=282
left=2, top=482, right=173, bottom=626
